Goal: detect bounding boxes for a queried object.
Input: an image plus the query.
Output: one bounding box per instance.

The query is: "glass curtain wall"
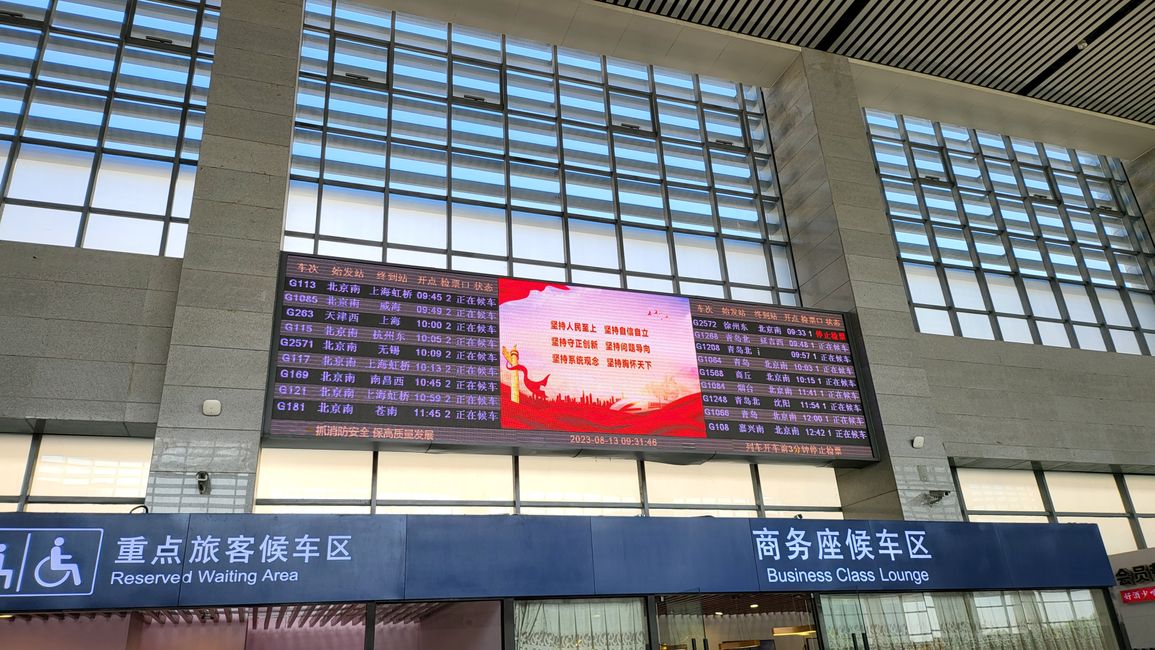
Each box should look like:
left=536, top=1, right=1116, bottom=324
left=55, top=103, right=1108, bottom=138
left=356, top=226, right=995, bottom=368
left=288, top=0, right=797, bottom=304
left=515, top=598, right=648, bottom=650
left=865, top=109, right=1155, bottom=354
left=253, top=448, right=845, bottom=519
left=0, top=0, right=218, bottom=256
left=0, top=432, right=152, bottom=512
left=954, top=466, right=1155, bottom=554
left=820, top=589, right=1118, bottom=649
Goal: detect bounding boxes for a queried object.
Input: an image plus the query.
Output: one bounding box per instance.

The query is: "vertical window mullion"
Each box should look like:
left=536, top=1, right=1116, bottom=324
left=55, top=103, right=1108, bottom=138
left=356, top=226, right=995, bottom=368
left=73, top=4, right=136, bottom=248
left=379, top=12, right=396, bottom=259
left=600, top=55, right=626, bottom=288
left=548, top=42, right=574, bottom=283
left=1115, top=471, right=1146, bottom=549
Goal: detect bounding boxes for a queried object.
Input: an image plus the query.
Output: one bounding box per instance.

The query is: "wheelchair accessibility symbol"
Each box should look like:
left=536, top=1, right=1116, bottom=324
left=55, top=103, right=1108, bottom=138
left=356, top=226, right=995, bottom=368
left=0, top=528, right=103, bottom=597
left=34, top=537, right=83, bottom=588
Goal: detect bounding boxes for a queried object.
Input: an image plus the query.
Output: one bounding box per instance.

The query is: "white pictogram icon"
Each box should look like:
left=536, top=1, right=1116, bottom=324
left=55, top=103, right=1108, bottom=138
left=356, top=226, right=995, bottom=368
left=0, top=543, right=13, bottom=590
left=34, top=537, right=82, bottom=588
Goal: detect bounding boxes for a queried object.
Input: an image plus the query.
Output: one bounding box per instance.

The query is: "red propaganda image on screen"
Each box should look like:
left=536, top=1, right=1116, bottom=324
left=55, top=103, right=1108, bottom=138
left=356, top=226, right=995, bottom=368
left=498, top=278, right=706, bottom=437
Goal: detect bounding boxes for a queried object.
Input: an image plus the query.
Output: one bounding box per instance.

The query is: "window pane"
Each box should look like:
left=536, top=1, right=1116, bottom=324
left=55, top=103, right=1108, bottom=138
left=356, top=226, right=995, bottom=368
left=131, top=0, right=197, bottom=48
left=8, top=145, right=93, bottom=205
left=1058, top=517, right=1135, bottom=554
left=967, top=514, right=1050, bottom=524
left=317, top=238, right=381, bottom=261
left=915, top=307, right=953, bottom=335
left=334, top=39, right=391, bottom=85
left=560, top=80, right=605, bottom=125
left=92, top=155, right=173, bottom=215
left=41, top=34, right=116, bottom=90
left=568, top=218, right=619, bottom=269
left=618, top=178, right=664, bottom=227
left=507, top=37, right=553, bottom=72
left=512, top=211, right=563, bottom=263
left=643, top=461, right=754, bottom=505
left=565, top=171, right=614, bottom=219
left=256, top=448, right=372, bottom=500
left=998, top=317, right=1033, bottom=343
left=724, top=239, right=770, bottom=286
left=510, top=162, right=560, bottom=212
left=508, top=115, right=558, bottom=163
left=674, top=232, right=721, bottom=280
left=320, top=185, right=384, bottom=241
left=613, top=133, right=659, bottom=179
left=394, top=12, right=446, bottom=51
left=508, top=70, right=556, bottom=114
left=957, top=312, right=994, bottom=339
left=0, top=205, right=82, bottom=246
left=390, top=143, right=447, bottom=195
left=83, top=214, right=163, bottom=255
left=904, top=263, right=946, bottom=305
left=519, top=456, right=640, bottom=504
left=622, top=226, right=670, bottom=275
left=945, top=268, right=985, bottom=310
left=388, top=193, right=445, bottom=248
left=453, top=153, right=505, bottom=203
left=986, top=273, right=1023, bottom=314
left=31, top=436, right=152, bottom=498
left=0, top=435, right=31, bottom=495
left=453, top=203, right=506, bottom=255
left=376, top=452, right=512, bottom=501
left=393, top=48, right=446, bottom=95
left=956, top=468, right=1044, bottom=512
left=759, top=464, right=840, bottom=508
left=1045, top=472, right=1125, bottom=513
left=1036, top=320, right=1070, bottom=347
left=657, top=99, right=701, bottom=141
left=1025, top=279, right=1060, bottom=318
left=1126, top=475, right=1155, bottom=514
left=452, top=62, right=500, bottom=103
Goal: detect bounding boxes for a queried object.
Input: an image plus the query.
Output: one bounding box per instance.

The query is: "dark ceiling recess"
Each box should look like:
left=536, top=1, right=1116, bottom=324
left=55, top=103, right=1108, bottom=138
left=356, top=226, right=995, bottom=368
left=597, top=0, right=1155, bottom=126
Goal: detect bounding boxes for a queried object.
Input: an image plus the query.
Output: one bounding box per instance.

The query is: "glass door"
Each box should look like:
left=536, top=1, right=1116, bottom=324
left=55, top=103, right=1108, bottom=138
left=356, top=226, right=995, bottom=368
left=818, top=590, right=1120, bottom=649
left=658, top=594, right=819, bottom=650
left=817, top=595, right=870, bottom=649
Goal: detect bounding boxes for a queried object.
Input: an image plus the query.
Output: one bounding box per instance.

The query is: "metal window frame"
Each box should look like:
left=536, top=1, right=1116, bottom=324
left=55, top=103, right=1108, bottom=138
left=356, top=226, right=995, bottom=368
left=3, top=428, right=152, bottom=513
left=953, top=464, right=1155, bottom=550
left=252, top=448, right=845, bottom=518
left=866, top=109, right=1155, bottom=355
left=286, top=2, right=796, bottom=304
left=0, top=0, right=217, bottom=257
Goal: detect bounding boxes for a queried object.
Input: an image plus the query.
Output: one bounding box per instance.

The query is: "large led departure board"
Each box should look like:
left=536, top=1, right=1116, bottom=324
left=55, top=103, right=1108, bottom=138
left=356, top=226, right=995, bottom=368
left=265, top=253, right=877, bottom=460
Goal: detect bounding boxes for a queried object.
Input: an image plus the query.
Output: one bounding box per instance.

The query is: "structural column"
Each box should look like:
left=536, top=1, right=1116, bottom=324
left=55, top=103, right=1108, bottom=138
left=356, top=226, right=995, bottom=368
left=1125, top=146, right=1155, bottom=236
left=146, top=0, right=303, bottom=513
left=766, top=49, right=961, bottom=520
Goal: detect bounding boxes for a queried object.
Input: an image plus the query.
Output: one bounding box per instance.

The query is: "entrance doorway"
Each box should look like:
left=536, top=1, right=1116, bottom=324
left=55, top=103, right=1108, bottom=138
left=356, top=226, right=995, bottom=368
left=657, top=593, right=820, bottom=650
left=0, top=600, right=502, bottom=650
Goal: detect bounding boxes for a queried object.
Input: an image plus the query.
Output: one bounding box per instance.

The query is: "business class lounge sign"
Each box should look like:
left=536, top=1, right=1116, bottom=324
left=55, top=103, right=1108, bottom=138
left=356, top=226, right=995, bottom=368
left=745, top=518, right=1114, bottom=592
left=266, top=253, right=877, bottom=460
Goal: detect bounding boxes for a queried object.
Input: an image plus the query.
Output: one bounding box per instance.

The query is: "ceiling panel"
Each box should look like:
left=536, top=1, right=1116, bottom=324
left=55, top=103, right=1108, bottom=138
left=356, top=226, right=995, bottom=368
left=1030, top=0, right=1155, bottom=124
left=595, top=0, right=1155, bottom=126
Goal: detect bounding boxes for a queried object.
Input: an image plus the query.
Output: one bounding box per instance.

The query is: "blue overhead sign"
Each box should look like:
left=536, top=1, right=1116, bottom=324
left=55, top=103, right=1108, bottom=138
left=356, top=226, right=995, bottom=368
left=746, top=519, right=1110, bottom=592
left=0, top=513, right=1113, bottom=611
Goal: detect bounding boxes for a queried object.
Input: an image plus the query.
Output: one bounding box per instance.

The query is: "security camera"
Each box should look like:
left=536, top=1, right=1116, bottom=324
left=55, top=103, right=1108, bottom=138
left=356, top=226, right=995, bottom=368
left=924, top=489, right=950, bottom=505
left=196, top=471, right=211, bottom=495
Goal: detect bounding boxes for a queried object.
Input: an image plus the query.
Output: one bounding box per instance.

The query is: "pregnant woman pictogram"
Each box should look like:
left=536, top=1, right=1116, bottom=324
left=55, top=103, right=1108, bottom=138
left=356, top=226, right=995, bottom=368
left=35, top=537, right=82, bottom=588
